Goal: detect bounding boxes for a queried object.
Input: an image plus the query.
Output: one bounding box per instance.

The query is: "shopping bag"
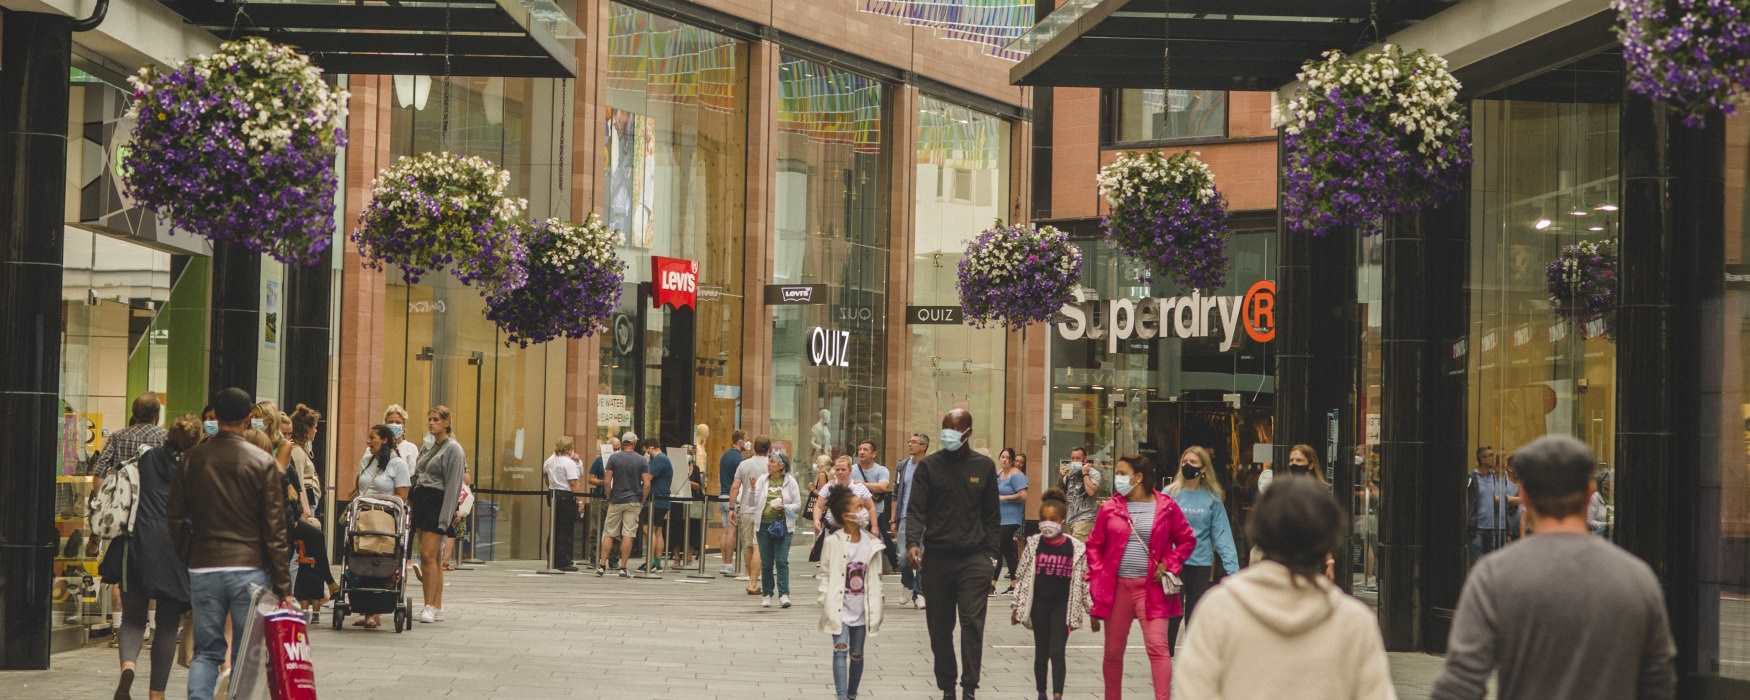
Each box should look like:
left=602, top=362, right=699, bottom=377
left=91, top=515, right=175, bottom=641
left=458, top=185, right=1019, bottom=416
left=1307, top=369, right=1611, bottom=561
left=227, top=586, right=275, bottom=700
left=262, top=609, right=317, bottom=700
left=177, top=612, right=194, bottom=668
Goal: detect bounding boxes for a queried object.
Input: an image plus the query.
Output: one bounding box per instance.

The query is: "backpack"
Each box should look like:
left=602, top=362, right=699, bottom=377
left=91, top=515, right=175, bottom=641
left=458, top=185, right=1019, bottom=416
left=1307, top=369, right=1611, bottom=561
left=89, top=446, right=148, bottom=540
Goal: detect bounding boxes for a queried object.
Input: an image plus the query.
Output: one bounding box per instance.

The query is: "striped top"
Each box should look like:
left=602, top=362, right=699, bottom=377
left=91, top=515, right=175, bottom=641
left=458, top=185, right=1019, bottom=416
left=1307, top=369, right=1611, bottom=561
left=1118, top=499, right=1156, bottom=578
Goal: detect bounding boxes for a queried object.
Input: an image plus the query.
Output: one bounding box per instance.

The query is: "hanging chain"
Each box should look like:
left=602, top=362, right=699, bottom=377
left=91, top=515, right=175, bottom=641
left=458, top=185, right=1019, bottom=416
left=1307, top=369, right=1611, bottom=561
left=441, top=0, right=453, bottom=151
left=1161, top=0, right=1171, bottom=97
left=1369, top=0, right=1380, bottom=43
left=557, top=80, right=568, bottom=220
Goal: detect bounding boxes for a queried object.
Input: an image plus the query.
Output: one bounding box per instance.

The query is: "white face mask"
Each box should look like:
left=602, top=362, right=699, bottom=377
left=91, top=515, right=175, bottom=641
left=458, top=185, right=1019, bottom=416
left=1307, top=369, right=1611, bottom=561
left=847, top=510, right=870, bottom=528
left=423, top=433, right=436, bottom=450
left=250, top=418, right=266, bottom=432
left=1113, top=474, right=1133, bottom=496
left=1038, top=521, right=1063, bottom=538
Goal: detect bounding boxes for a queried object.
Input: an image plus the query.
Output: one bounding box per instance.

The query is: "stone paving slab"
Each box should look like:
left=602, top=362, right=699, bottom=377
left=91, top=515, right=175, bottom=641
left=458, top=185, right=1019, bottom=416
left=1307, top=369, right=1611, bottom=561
left=7, top=546, right=1457, bottom=699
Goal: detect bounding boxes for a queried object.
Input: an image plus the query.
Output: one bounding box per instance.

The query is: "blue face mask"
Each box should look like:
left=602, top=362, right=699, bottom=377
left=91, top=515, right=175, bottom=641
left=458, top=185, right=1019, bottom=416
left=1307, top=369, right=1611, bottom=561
left=203, top=420, right=219, bottom=437
left=939, top=428, right=965, bottom=452
left=387, top=423, right=405, bottom=439
left=250, top=418, right=265, bottom=432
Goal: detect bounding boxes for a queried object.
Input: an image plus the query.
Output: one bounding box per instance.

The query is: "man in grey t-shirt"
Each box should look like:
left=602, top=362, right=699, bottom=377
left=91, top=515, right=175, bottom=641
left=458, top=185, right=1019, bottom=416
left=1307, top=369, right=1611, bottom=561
left=1059, top=446, right=1101, bottom=540
left=1431, top=435, right=1674, bottom=700
left=596, top=433, right=650, bottom=577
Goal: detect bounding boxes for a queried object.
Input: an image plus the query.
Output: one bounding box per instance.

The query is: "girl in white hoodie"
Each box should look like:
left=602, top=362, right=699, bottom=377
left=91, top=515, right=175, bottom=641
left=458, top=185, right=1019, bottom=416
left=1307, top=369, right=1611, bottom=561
left=816, top=484, right=883, bottom=700
left=1173, top=477, right=1396, bottom=699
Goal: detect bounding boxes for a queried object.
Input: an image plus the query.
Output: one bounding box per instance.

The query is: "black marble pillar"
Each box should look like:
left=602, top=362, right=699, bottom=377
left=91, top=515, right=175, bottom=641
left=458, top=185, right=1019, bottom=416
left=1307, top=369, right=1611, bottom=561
left=209, top=241, right=261, bottom=396
left=0, top=12, right=71, bottom=670
left=1273, top=131, right=1313, bottom=467
left=1616, top=92, right=1722, bottom=687
left=1421, top=194, right=1471, bottom=652
left=1377, top=211, right=1428, bottom=651
left=282, top=253, right=331, bottom=474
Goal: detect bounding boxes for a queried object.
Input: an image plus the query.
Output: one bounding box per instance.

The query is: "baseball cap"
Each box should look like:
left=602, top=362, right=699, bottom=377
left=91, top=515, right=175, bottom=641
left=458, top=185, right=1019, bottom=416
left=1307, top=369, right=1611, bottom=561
left=621, top=431, right=638, bottom=444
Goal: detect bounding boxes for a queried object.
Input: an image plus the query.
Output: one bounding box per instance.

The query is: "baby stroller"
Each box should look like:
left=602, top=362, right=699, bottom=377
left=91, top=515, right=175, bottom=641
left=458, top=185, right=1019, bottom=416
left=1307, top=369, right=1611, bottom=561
left=332, top=494, right=413, bottom=632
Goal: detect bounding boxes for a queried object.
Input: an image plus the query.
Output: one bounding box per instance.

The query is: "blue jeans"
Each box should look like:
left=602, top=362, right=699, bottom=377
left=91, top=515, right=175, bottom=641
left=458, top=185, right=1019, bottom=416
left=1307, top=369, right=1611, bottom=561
left=832, top=624, right=868, bottom=699
left=188, top=568, right=269, bottom=700
left=898, top=523, right=923, bottom=598
left=756, top=527, right=792, bottom=596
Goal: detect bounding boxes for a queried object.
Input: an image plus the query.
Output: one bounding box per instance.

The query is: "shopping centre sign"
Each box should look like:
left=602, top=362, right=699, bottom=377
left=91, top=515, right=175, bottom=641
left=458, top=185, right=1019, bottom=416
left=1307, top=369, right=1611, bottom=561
left=1056, top=280, right=1276, bottom=354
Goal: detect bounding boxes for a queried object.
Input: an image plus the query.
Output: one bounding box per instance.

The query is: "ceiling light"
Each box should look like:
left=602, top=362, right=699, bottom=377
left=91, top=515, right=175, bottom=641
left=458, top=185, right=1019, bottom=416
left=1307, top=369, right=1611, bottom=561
left=1588, top=226, right=1604, bottom=232
left=1596, top=204, right=1618, bottom=212
left=1534, top=219, right=1552, bottom=230
left=1570, top=209, right=1587, bottom=217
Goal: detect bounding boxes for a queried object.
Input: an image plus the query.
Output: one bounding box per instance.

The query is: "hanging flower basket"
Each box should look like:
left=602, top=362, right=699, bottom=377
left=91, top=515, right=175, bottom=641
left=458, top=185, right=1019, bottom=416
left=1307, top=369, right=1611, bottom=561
left=1616, top=0, right=1750, bottom=127
left=1547, top=239, right=1618, bottom=339
left=1097, top=151, right=1230, bottom=290
left=956, top=221, right=1083, bottom=330
left=484, top=215, right=626, bottom=347
left=353, top=152, right=528, bottom=288
left=1282, top=45, right=1471, bottom=238
left=121, top=37, right=348, bottom=266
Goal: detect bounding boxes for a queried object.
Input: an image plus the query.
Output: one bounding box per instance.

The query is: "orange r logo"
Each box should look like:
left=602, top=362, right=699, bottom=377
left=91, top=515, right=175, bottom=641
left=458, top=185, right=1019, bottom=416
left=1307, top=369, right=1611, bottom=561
left=1242, top=280, right=1276, bottom=343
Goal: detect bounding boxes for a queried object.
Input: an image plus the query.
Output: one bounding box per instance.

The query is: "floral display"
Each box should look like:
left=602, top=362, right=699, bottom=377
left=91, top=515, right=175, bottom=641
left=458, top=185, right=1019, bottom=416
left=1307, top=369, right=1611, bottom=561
left=122, top=37, right=348, bottom=266
left=353, top=152, right=528, bottom=289
left=1097, top=150, right=1230, bottom=290
left=484, top=216, right=626, bottom=347
left=1616, top=0, right=1750, bottom=128
left=1547, top=239, right=1618, bottom=338
left=956, top=221, right=1083, bottom=329
left=1282, top=45, right=1471, bottom=238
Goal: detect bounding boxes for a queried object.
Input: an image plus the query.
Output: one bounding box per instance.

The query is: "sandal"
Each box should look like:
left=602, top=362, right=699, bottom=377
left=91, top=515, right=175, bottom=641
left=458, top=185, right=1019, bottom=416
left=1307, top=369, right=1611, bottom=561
left=351, top=618, right=370, bottom=627
left=362, top=618, right=381, bottom=629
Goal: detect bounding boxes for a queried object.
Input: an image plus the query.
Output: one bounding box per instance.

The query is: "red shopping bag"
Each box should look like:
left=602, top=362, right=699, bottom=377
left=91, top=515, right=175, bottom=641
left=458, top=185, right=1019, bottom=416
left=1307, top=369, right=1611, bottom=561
left=262, top=609, right=317, bottom=700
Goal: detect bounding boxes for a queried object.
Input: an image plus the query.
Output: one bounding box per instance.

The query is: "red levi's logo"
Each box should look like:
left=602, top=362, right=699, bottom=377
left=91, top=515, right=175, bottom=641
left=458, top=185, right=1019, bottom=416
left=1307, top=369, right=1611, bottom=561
left=652, top=256, right=697, bottom=310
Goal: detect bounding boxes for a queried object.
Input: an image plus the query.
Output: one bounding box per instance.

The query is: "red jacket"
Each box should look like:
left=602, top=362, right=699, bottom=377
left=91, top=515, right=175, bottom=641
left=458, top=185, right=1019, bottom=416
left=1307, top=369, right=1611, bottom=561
left=1086, top=492, right=1196, bottom=620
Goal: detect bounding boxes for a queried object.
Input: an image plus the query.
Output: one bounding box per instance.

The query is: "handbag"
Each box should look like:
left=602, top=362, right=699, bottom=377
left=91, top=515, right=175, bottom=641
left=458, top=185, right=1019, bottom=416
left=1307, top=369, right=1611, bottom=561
left=765, top=515, right=788, bottom=541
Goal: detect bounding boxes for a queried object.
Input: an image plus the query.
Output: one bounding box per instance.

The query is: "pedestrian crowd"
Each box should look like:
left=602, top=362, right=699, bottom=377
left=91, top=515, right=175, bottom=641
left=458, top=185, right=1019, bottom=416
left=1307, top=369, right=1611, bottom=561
left=91, top=387, right=1675, bottom=700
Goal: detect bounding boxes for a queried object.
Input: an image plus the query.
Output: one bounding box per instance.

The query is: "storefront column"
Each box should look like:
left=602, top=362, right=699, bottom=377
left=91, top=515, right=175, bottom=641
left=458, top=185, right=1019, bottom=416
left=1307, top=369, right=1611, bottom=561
left=1377, top=211, right=1428, bottom=650
left=0, top=11, right=71, bottom=670
left=1421, top=194, right=1471, bottom=653
left=739, top=39, right=778, bottom=439
left=566, top=3, right=604, bottom=443
left=283, top=255, right=330, bottom=439
left=209, top=242, right=261, bottom=395
left=1272, top=129, right=1313, bottom=465
left=884, top=85, right=917, bottom=454
left=1616, top=93, right=1723, bottom=685
left=335, top=75, right=391, bottom=499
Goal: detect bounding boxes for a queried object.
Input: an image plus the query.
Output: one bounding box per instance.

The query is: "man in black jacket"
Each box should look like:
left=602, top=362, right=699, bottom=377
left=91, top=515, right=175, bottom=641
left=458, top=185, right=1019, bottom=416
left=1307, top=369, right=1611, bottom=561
left=905, top=408, right=1000, bottom=700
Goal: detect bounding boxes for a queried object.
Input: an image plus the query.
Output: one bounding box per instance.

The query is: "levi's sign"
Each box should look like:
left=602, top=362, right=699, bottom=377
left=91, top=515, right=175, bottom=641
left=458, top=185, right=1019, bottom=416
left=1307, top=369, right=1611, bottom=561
left=652, top=256, right=698, bottom=310
left=1057, top=280, right=1276, bottom=354
left=764, top=284, right=825, bottom=305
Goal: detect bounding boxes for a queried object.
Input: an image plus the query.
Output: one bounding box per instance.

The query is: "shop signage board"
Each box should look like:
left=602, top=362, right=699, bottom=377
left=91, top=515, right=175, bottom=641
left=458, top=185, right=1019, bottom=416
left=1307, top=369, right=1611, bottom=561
left=905, top=305, right=962, bottom=325
left=763, top=284, right=826, bottom=305
left=652, top=256, right=698, bottom=309
left=713, top=384, right=741, bottom=400
left=808, top=326, right=851, bottom=368
left=1056, top=280, right=1276, bottom=353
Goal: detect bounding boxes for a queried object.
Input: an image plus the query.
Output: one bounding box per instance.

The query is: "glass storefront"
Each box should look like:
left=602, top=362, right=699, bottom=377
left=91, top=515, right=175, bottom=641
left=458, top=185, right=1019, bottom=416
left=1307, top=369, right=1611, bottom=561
left=908, top=96, right=1009, bottom=449
left=1114, top=89, right=1227, bottom=143
left=1047, top=226, right=1276, bottom=500
left=772, top=53, right=890, bottom=470
left=1710, top=113, right=1750, bottom=682
left=596, top=4, right=748, bottom=447
left=381, top=74, right=570, bottom=561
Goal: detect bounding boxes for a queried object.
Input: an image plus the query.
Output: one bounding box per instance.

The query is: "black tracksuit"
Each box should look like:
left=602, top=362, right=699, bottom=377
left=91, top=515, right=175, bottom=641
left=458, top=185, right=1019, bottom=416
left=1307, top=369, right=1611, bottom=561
left=905, top=445, right=1000, bottom=693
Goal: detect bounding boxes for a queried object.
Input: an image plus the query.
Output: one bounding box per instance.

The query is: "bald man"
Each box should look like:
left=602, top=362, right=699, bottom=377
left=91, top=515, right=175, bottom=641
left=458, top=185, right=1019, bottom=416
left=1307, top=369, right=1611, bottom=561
left=905, top=409, right=1000, bottom=700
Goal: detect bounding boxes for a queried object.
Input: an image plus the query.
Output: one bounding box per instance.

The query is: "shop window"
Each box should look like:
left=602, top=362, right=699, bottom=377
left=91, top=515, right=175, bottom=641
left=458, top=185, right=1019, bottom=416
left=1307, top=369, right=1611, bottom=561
left=1113, top=89, right=1227, bottom=144
left=1464, top=96, right=1619, bottom=571
left=909, top=97, right=1009, bottom=455
left=772, top=53, right=889, bottom=478
left=1711, top=111, right=1750, bottom=683
left=597, top=4, right=748, bottom=457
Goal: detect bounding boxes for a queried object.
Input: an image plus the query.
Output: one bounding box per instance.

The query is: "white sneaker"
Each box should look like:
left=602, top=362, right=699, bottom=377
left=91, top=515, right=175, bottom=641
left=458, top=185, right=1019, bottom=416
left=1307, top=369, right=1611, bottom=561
left=915, top=595, right=926, bottom=610
left=418, top=607, right=435, bottom=624
left=735, top=575, right=750, bottom=581
left=761, top=596, right=772, bottom=608
left=432, top=607, right=445, bottom=622
left=780, top=595, right=792, bottom=609
left=898, top=596, right=912, bottom=608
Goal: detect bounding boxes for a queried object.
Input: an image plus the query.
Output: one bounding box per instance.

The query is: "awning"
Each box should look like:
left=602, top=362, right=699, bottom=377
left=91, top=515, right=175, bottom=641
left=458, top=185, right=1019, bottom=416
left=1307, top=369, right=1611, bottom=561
left=1006, top=0, right=1450, bottom=90
left=161, top=0, right=582, bottom=78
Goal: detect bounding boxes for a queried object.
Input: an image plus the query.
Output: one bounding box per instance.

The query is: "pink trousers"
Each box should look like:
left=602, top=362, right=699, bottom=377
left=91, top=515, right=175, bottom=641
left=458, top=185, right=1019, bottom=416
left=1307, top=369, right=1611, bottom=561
left=1102, top=575, right=1173, bottom=700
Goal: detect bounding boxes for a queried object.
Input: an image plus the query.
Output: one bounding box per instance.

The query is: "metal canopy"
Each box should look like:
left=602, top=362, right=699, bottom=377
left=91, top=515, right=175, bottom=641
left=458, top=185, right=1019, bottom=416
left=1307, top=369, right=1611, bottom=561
left=1007, top=0, right=1450, bottom=90
left=163, top=0, right=581, bottom=78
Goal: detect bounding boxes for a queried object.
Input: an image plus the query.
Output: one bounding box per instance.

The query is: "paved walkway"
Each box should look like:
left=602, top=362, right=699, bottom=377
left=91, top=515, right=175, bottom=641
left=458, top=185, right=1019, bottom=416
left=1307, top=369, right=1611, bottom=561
left=10, top=548, right=1456, bottom=699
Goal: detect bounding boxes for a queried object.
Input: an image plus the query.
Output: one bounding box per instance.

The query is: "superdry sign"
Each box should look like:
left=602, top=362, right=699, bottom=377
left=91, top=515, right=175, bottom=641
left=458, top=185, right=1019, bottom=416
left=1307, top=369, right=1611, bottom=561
left=1056, top=280, right=1276, bottom=354
left=652, top=256, right=697, bottom=310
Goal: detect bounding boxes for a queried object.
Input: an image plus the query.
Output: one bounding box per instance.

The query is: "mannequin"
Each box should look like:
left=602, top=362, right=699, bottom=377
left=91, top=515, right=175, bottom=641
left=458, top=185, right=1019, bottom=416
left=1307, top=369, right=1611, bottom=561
left=811, top=409, right=833, bottom=458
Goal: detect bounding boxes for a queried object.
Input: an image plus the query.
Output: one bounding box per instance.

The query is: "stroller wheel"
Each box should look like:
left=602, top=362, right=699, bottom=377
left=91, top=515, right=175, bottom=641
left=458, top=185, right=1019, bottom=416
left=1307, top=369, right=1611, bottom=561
left=332, top=609, right=343, bottom=631
left=394, top=609, right=406, bottom=633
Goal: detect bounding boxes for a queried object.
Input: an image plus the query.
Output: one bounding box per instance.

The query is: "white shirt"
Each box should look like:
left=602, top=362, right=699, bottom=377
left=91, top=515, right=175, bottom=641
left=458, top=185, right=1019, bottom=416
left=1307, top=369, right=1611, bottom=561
left=841, top=535, right=878, bottom=626
left=544, top=454, right=582, bottom=492
left=735, top=456, right=771, bottom=516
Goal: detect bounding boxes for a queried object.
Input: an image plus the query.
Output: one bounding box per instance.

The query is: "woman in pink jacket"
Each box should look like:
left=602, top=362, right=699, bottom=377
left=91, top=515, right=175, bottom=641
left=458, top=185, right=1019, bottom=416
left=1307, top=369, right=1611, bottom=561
left=1086, top=455, right=1196, bottom=700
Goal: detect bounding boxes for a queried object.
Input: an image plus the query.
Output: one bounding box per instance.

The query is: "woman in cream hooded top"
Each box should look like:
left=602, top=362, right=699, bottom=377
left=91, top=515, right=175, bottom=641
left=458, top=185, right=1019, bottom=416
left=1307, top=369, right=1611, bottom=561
left=1173, top=477, right=1395, bottom=700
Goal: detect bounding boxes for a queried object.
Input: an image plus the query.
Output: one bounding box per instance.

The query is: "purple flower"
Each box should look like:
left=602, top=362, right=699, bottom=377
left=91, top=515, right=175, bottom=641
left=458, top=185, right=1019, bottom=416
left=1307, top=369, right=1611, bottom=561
left=1547, top=240, right=1619, bottom=340
left=1100, top=151, right=1232, bottom=290
left=956, top=222, right=1082, bottom=329
left=484, top=217, right=625, bottom=347
left=1618, top=0, right=1750, bottom=127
